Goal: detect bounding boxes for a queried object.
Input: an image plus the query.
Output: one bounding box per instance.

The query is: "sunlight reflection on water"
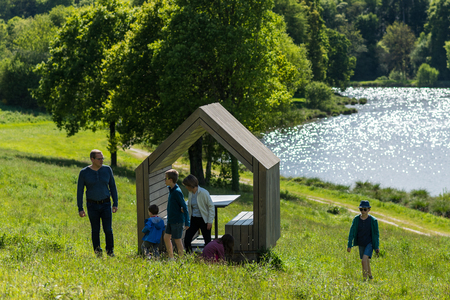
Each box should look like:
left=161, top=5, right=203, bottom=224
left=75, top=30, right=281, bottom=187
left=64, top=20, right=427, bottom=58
left=262, top=87, right=450, bottom=196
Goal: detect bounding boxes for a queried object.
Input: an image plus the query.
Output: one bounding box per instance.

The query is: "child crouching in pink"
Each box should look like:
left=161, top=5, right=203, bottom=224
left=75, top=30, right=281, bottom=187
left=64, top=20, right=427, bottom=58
left=202, top=234, right=234, bottom=262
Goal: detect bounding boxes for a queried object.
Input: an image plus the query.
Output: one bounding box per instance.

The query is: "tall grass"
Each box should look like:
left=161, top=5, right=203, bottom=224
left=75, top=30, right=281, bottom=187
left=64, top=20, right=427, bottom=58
left=1, top=112, right=450, bottom=298
left=0, top=103, right=50, bottom=124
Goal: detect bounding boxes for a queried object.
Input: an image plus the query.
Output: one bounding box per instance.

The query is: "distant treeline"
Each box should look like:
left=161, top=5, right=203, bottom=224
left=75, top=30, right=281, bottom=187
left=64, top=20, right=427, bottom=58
left=1, top=0, right=450, bottom=111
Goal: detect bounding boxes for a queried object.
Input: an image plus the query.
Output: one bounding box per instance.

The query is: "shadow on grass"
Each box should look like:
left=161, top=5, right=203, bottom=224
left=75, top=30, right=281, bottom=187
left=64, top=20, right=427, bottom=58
left=0, top=103, right=46, bottom=115
left=14, top=153, right=136, bottom=181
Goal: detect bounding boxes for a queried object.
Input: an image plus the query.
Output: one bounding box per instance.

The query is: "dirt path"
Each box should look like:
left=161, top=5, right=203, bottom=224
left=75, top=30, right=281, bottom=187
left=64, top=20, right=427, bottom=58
left=304, top=194, right=450, bottom=237
left=126, top=147, right=449, bottom=237
left=125, top=147, right=151, bottom=160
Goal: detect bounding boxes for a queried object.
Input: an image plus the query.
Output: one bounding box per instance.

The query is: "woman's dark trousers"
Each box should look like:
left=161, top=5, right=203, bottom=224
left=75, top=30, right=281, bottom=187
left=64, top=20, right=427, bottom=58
left=184, top=216, right=211, bottom=252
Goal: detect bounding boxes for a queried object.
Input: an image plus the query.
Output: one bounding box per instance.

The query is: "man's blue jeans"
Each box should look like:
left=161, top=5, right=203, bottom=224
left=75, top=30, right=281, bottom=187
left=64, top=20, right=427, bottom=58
left=87, top=201, right=114, bottom=254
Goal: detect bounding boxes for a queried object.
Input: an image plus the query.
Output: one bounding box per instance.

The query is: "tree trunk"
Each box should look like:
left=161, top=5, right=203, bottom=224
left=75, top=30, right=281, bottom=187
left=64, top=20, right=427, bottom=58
left=205, top=135, right=213, bottom=186
left=231, top=154, right=239, bottom=192
left=188, top=137, right=205, bottom=185
left=110, top=121, right=117, bottom=167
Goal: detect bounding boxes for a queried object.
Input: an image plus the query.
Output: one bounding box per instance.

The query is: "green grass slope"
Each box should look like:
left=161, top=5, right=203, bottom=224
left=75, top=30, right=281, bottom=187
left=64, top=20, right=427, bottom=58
left=1, top=111, right=450, bottom=298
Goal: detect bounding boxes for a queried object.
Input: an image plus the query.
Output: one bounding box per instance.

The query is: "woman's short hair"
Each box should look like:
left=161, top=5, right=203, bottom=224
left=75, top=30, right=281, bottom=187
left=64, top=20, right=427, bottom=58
left=182, top=174, right=199, bottom=188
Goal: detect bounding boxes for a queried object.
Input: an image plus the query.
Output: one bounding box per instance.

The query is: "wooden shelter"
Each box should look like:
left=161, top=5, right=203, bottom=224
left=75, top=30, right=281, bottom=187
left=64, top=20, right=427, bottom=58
left=135, top=103, right=280, bottom=258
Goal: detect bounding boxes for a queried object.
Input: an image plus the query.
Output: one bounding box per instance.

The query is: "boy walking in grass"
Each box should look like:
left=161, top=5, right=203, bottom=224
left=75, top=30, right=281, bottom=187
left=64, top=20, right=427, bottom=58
left=347, top=200, right=380, bottom=280
left=141, top=204, right=165, bottom=259
left=163, top=169, right=190, bottom=260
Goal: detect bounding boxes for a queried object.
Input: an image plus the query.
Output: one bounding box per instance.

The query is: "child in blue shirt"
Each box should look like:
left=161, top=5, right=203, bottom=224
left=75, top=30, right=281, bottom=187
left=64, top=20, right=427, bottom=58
left=142, top=204, right=165, bottom=259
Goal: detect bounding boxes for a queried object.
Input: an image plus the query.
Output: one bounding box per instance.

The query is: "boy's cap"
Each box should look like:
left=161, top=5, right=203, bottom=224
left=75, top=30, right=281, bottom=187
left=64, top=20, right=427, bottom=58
left=358, top=200, right=371, bottom=208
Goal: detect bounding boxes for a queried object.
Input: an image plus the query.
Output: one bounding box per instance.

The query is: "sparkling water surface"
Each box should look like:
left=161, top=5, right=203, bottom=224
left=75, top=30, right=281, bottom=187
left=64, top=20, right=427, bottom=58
left=262, top=87, right=450, bottom=196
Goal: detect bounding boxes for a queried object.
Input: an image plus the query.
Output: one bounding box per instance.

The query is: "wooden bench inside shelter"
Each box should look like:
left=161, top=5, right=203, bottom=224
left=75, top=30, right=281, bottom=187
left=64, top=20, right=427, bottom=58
left=225, top=211, right=254, bottom=253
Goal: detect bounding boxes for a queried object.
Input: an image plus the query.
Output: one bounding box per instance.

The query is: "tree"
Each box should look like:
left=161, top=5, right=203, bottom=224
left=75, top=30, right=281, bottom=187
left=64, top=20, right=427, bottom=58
left=105, top=0, right=307, bottom=190
left=378, top=0, right=429, bottom=36
left=305, top=81, right=333, bottom=111
left=0, top=0, right=73, bottom=21
left=325, top=28, right=356, bottom=89
left=379, top=21, right=416, bottom=77
left=273, top=0, right=309, bottom=45
left=156, top=0, right=306, bottom=190
left=416, top=63, right=439, bottom=86
left=426, top=0, right=450, bottom=80
left=445, top=41, right=450, bottom=71
left=302, top=0, right=329, bottom=82
left=0, top=19, right=12, bottom=60
left=410, top=32, right=432, bottom=75
left=33, top=0, right=135, bottom=166
left=0, top=14, right=57, bottom=108
left=352, top=13, right=384, bottom=80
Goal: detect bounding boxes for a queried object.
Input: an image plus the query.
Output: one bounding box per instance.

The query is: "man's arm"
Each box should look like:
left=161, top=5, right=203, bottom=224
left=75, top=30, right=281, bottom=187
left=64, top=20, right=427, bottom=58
left=108, top=166, right=119, bottom=212
left=77, top=171, right=85, bottom=216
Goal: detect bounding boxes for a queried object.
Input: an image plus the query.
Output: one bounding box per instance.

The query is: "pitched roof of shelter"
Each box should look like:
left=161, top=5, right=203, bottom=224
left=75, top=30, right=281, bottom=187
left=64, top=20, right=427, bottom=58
left=145, top=102, right=279, bottom=173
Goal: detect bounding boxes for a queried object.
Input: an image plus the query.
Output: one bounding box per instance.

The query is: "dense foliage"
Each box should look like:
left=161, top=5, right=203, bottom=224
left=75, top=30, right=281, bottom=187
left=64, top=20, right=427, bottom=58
left=1, top=0, right=450, bottom=175
left=1, top=0, right=450, bottom=111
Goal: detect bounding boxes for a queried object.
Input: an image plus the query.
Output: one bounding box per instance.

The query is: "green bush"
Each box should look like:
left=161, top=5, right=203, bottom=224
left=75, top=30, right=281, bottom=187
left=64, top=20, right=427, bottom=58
left=359, top=97, right=368, bottom=104
left=430, top=192, right=450, bottom=217
left=416, top=63, right=439, bottom=87
left=305, top=81, right=334, bottom=111
left=326, top=206, right=341, bottom=214
left=0, top=57, right=40, bottom=108
left=389, top=69, right=407, bottom=81
left=410, top=189, right=430, bottom=199
left=410, top=199, right=429, bottom=212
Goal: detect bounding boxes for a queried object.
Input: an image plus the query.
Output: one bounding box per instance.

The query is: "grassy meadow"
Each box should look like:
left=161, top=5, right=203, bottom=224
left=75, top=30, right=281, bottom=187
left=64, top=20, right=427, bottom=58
left=1, top=108, right=450, bottom=299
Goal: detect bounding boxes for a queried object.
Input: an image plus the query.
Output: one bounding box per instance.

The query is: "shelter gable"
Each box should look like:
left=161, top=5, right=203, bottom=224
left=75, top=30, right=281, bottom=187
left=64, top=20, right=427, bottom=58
left=147, top=103, right=279, bottom=173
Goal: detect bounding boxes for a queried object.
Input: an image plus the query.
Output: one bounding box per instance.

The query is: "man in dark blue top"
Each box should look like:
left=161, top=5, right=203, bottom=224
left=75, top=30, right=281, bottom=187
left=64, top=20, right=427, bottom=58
left=77, top=149, right=118, bottom=257
left=163, top=169, right=190, bottom=260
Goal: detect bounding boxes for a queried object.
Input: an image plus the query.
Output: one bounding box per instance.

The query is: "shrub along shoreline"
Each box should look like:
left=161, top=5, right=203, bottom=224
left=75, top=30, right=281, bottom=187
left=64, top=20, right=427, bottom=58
left=288, top=176, right=450, bottom=219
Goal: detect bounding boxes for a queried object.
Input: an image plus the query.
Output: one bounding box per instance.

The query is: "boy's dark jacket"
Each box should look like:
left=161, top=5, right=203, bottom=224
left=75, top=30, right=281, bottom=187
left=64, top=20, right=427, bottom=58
left=142, top=216, right=165, bottom=244
left=347, top=215, right=380, bottom=249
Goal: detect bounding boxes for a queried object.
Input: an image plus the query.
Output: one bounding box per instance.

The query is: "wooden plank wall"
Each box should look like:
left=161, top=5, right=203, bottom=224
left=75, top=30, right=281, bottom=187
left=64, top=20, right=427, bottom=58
left=252, top=157, right=260, bottom=249
left=136, top=158, right=149, bottom=247
left=149, top=166, right=172, bottom=218
left=266, top=163, right=280, bottom=247
left=136, top=163, right=171, bottom=250
left=253, top=159, right=280, bottom=250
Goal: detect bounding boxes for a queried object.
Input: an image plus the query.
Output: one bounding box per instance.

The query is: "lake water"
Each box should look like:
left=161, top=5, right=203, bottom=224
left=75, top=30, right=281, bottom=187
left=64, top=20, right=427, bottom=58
left=262, top=87, right=450, bottom=196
